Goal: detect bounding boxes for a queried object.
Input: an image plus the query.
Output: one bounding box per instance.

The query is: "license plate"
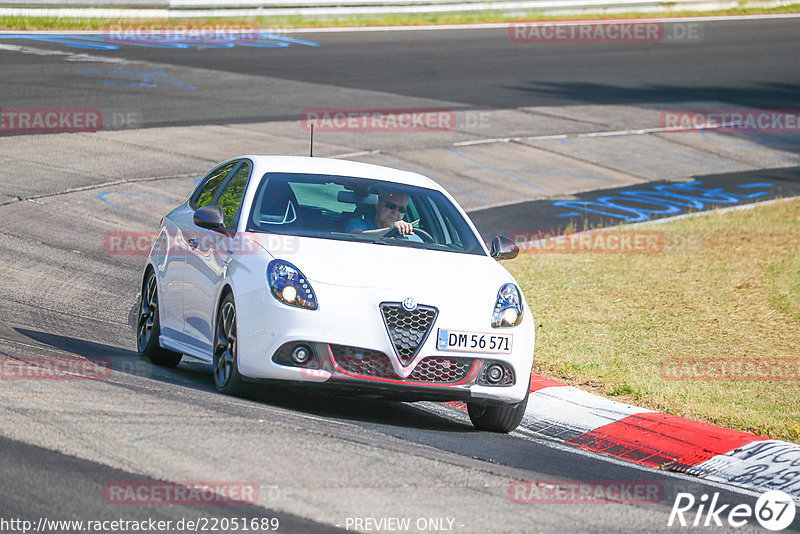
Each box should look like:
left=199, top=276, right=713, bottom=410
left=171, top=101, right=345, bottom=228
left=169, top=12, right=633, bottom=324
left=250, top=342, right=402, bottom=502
left=436, top=329, right=512, bottom=354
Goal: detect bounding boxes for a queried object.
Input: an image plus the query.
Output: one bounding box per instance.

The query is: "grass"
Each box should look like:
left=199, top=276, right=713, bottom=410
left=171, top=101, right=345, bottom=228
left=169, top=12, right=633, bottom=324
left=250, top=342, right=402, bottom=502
left=506, top=199, right=800, bottom=443
left=0, top=4, right=799, bottom=31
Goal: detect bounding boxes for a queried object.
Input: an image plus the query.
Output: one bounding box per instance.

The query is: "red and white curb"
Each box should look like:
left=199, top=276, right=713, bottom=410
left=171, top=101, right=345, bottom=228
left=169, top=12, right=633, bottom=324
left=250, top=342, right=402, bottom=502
left=452, top=373, right=800, bottom=503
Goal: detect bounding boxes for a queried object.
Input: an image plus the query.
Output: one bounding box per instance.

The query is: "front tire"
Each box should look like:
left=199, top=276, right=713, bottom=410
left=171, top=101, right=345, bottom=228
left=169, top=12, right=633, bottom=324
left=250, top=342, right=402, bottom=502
left=213, top=294, right=245, bottom=396
left=467, top=385, right=529, bottom=433
left=137, top=270, right=182, bottom=368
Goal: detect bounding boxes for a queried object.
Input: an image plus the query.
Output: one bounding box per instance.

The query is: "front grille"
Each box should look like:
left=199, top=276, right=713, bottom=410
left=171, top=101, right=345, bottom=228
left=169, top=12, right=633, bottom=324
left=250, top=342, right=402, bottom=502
left=379, top=302, right=437, bottom=365
left=330, top=345, right=472, bottom=384
left=407, top=357, right=472, bottom=383
left=330, top=345, right=396, bottom=379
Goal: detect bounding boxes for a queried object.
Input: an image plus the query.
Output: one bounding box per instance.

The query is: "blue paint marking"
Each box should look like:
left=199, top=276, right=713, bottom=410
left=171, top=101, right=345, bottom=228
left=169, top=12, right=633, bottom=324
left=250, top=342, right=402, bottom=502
left=77, top=67, right=195, bottom=90
left=737, top=183, right=774, bottom=189
left=0, top=32, right=319, bottom=50
left=553, top=180, right=774, bottom=223
left=0, top=35, right=118, bottom=50
left=98, top=191, right=177, bottom=220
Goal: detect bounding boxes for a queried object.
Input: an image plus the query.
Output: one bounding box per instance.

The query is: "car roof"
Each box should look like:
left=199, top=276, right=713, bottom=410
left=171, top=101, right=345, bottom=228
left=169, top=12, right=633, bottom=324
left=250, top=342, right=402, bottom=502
left=239, top=155, right=442, bottom=191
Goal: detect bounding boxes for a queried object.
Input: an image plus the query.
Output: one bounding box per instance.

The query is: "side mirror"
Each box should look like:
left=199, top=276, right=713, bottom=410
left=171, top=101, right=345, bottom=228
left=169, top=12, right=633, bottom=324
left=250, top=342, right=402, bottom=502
left=490, top=235, right=519, bottom=261
left=193, top=206, right=227, bottom=232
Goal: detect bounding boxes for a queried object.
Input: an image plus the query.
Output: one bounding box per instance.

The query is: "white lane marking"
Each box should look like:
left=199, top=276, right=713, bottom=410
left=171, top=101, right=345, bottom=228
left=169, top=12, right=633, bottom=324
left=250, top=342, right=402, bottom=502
left=333, top=124, right=730, bottom=161
left=331, top=149, right=381, bottom=158
left=522, top=386, right=653, bottom=437
left=0, top=43, right=133, bottom=63
left=452, top=124, right=727, bottom=147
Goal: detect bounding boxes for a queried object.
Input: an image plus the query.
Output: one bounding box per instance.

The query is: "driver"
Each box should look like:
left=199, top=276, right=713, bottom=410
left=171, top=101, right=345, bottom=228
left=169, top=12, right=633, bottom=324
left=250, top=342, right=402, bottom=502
left=346, top=191, right=419, bottom=240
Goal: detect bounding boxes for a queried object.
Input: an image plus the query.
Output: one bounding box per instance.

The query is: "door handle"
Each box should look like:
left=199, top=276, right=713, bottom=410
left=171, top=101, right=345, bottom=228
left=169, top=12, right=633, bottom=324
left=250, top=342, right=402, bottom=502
left=187, top=237, right=199, bottom=249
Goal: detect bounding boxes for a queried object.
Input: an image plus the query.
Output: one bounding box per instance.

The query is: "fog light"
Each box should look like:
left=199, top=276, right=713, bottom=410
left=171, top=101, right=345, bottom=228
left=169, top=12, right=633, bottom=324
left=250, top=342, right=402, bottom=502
left=486, top=363, right=504, bottom=384
left=292, top=345, right=311, bottom=364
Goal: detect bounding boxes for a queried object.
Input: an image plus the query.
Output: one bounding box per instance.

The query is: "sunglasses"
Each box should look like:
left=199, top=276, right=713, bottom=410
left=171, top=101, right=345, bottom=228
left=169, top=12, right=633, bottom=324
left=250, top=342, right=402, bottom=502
left=382, top=200, right=407, bottom=214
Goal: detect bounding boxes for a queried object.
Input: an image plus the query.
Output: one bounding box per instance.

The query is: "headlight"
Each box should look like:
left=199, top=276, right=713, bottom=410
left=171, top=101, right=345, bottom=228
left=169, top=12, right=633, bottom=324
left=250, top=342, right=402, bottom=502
left=267, top=260, right=318, bottom=310
left=492, top=283, right=523, bottom=328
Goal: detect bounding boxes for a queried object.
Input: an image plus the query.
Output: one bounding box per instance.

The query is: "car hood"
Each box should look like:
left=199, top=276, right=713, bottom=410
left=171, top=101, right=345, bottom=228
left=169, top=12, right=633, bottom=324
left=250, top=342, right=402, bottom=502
left=252, top=233, right=513, bottom=295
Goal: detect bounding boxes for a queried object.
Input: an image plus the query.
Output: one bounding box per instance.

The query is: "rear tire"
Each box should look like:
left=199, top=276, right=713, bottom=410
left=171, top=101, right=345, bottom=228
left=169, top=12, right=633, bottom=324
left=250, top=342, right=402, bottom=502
left=213, top=294, right=245, bottom=396
left=137, top=270, right=182, bottom=368
left=467, top=381, right=530, bottom=433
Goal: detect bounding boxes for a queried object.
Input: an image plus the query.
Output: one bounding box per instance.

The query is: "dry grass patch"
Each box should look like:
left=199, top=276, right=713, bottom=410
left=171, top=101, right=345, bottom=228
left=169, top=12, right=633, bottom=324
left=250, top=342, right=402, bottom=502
left=508, top=199, right=800, bottom=443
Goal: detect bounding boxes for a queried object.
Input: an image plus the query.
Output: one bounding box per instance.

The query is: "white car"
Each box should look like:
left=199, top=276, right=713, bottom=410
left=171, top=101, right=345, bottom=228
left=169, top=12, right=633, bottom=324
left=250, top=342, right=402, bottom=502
left=137, top=156, right=535, bottom=432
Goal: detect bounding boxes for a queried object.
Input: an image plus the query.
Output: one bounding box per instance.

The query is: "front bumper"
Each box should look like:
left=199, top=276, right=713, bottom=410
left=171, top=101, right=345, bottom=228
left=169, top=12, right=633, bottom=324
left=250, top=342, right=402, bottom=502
left=235, top=281, right=535, bottom=404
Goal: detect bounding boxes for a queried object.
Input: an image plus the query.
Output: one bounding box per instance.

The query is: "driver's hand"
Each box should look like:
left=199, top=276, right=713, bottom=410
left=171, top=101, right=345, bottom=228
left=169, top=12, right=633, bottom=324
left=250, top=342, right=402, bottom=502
left=393, top=221, right=414, bottom=235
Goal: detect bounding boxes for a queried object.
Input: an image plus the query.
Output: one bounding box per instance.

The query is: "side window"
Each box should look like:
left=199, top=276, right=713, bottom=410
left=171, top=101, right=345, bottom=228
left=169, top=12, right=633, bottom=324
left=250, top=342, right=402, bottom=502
left=194, top=162, right=237, bottom=208
left=215, top=161, right=251, bottom=228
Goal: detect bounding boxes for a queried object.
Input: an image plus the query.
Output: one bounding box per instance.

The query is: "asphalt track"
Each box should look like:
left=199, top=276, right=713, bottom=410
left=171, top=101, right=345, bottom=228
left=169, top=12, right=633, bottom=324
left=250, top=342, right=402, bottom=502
left=1, top=17, right=799, bottom=533
left=0, top=18, right=798, bottom=127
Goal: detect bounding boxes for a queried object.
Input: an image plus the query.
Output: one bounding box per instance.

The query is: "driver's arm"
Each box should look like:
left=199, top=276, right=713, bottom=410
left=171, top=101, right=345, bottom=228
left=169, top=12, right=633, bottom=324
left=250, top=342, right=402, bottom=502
left=354, top=220, right=415, bottom=237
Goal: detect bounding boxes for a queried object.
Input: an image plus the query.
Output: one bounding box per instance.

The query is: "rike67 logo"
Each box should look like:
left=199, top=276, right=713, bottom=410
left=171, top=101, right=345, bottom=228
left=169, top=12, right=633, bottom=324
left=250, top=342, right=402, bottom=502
left=669, top=490, right=796, bottom=530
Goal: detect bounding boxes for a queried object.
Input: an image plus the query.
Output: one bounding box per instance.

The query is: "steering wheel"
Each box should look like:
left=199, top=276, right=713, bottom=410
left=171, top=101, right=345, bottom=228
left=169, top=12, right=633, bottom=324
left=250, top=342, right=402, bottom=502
left=383, top=226, right=434, bottom=243
left=414, top=228, right=434, bottom=243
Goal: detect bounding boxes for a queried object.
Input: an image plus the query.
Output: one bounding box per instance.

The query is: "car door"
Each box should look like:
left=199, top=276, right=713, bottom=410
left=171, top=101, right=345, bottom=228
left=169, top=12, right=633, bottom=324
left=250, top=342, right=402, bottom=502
left=166, top=161, right=239, bottom=347
left=156, top=214, right=188, bottom=341
left=183, top=160, right=251, bottom=355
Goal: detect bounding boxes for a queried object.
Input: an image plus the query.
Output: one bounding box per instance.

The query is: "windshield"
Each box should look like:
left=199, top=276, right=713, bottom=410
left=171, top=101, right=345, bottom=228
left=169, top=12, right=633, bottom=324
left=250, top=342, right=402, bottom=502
left=247, top=172, right=485, bottom=256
